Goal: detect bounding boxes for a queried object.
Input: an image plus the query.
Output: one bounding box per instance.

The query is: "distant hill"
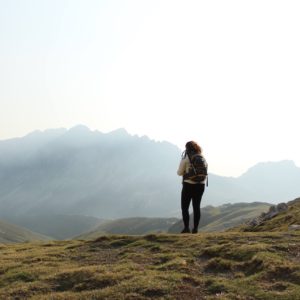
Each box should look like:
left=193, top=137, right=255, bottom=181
left=1, top=125, right=300, bottom=225
left=0, top=219, right=51, bottom=243
left=76, top=203, right=271, bottom=239
left=236, top=161, right=300, bottom=203
left=168, top=202, right=272, bottom=233
left=237, top=197, right=300, bottom=232
left=8, top=214, right=105, bottom=240
left=76, top=217, right=179, bottom=239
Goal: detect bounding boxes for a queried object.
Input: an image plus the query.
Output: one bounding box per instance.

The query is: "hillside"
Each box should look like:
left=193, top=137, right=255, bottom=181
left=3, top=203, right=272, bottom=240
left=0, top=233, right=299, bottom=299
left=168, top=202, right=271, bottom=233
left=2, top=126, right=300, bottom=230
left=76, top=217, right=179, bottom=239
left=77, top=203, right=270, bottom=239
left=0, top=219, right=51, bottom=243
left=237, top=198, right=300, bottom=232
left=8, top=214, right=105, bottom=240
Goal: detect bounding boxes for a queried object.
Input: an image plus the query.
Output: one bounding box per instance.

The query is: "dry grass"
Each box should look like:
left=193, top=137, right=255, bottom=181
left=0, top=232, right=300, bottom=299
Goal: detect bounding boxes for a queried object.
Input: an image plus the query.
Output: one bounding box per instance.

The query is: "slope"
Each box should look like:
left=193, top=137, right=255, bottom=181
left=76, top=217, right=179, bottom=239
left=0, top=233, right=299, bottom=299
left=0, top=219, right=52, bottom=243
left=168, top=202, right=271, bottom=233
left=238, top=197, right=300, bottom=232
left=9, top=214, right=105, bottom=240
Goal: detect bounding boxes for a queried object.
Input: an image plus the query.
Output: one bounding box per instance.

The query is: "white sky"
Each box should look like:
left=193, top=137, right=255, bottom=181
left=1, top=0, right=300, bottom=177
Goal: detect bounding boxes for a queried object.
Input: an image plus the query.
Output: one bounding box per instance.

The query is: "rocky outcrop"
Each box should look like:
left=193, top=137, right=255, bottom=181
left=288, top=224, right=300, bottom=231
left=246, top=203, right=288, bottom=227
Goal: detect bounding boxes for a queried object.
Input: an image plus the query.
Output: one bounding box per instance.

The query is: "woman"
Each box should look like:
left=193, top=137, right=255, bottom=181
left=177, top=141, right=207, bottom=234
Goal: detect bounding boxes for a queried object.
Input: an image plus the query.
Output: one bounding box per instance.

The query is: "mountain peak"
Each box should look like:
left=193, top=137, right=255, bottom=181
left=68, top=124, right=91, bottom=133
left=25, top=128, right=67, bottom=139
left=25, top=130, right=42, bottom=137
left=107, top=128, right=129, bottom=136
left=240, top=160, right=298, bottom=177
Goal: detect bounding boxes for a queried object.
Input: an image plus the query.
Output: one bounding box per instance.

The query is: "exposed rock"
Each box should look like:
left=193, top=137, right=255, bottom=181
left=246, top=203, right=288, bottom=227
left=288, top=224, right=300, bottom=231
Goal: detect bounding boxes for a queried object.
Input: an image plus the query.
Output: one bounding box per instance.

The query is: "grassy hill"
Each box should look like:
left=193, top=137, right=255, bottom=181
left=237, top=198, right=300, bottom=232
left=168, top=202, right=271, bottom=233
left=0, top=219, right=52, bottom=243
left=9, top=214, right=105, bottom=240
left=77, top=217, right=179, bottom=239
left=0, top=232, right=299, bottom=299
left=77, top=203, right=271, bottom=239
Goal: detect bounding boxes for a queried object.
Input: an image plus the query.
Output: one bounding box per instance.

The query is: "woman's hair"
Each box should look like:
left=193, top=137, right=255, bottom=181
left=181, top=141, right=202, bottom=158
left=185, top=141, right=202, bottom=155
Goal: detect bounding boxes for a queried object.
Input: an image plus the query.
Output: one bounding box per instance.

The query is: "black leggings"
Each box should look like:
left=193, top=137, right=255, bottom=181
left=181, top=182, right=205, bottom=230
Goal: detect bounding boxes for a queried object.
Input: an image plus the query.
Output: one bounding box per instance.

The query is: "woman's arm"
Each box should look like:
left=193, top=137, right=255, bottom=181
left=177, top=158, right=186, bottom=176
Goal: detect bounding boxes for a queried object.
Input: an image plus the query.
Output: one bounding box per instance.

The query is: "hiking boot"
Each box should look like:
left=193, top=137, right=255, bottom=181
left=192, top=228, right=198, bottom=234
left=181, top=228, right=191, bottom=234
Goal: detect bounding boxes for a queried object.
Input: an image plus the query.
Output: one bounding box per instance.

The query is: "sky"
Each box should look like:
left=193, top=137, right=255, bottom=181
left=1, top=0, right=300, bottom=177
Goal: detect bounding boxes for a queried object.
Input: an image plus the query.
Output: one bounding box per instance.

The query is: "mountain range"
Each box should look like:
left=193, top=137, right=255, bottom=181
left=1, top=125, right=300, bottom=229
left=0, top=125, right=180, bottom=220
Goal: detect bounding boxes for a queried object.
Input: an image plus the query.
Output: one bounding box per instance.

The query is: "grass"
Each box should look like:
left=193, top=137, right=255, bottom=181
left=0, top=232, right=299, bottom=299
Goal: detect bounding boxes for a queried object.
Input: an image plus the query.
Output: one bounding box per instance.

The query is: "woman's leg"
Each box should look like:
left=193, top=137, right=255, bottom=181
left=181, top=183, right=192, bottom=231
left=191, top=184, right=205, bottom=232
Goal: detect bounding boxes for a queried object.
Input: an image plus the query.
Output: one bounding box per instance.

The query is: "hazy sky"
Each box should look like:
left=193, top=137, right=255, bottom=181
left=1, top=0, right=300, bottom=176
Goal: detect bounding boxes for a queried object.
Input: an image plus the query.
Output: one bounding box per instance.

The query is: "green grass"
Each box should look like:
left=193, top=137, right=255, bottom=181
left=0, top=232, right=299, bottom=299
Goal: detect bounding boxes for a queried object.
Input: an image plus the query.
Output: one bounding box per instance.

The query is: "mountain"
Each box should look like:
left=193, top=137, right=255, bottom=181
left=0, top=219, right=51, bottom=243
left=0, top=128, right=67, bottom=167
left=236, top=160, right=300, bottom=202
left=76, top=217, right=179, bottom=239
left=1, top=232, right=299, bottom=299
left=0, top=125, right=180, bottom=220
left=204, top=160, right=300, bottom=206
left=168, top=202, right=272, bottom=233
left=1, top=125, right=300, bottom=228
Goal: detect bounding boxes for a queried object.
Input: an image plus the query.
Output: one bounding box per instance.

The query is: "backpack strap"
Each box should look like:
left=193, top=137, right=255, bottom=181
left=187, top=152, right=197, bottom=175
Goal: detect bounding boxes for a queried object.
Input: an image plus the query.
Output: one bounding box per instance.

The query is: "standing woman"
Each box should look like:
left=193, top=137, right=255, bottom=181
left=177, top=141, right=208, bottom=234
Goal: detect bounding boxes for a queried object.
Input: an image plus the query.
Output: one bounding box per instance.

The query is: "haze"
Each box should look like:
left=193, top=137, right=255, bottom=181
left=1, top=0, right=299, bottom=176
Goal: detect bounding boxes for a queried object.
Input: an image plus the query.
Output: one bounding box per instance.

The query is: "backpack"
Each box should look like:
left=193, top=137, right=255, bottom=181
left=183, top=154, right=208, bottom=185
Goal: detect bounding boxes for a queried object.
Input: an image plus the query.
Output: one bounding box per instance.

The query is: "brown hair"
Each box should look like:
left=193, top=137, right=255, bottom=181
left=185, top=141, right=202, bottom=154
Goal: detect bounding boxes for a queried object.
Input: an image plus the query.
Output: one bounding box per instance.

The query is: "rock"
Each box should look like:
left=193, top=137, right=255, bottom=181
left=288, top=225, right=300, bottom=231
left=277, top=203, right=288, bottom=212
left=246, top=202, right=289, bottom=227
